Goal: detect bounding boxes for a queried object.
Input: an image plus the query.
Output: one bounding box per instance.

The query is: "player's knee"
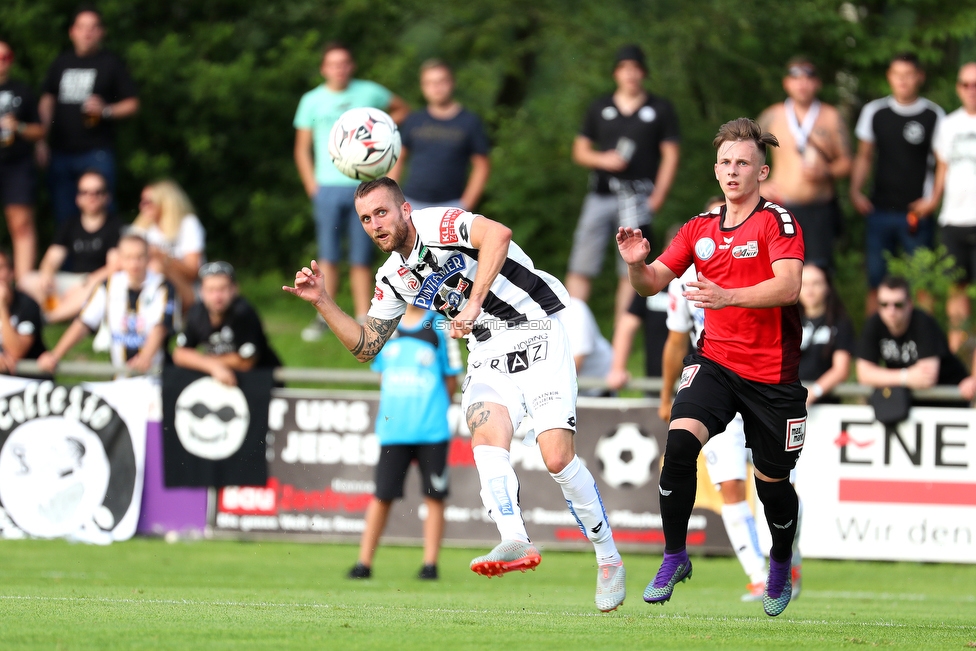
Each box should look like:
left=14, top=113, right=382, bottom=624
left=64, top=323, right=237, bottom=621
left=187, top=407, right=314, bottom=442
left=754, top=476, right=798, bottom=511
left=663, top=428, right=702, bottom=476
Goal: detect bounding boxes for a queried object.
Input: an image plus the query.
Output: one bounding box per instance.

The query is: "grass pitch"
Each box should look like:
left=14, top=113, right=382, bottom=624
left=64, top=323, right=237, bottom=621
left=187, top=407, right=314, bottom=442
left=1, top=539, right=974, bottom=650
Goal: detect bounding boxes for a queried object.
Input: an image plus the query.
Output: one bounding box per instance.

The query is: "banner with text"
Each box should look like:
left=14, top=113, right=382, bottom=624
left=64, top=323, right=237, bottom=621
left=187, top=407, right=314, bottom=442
left=212, top=392, right=732, bottom=552
left=0, top=376, right=150, bottom=543
left=788, top=404, right=976, bottom=563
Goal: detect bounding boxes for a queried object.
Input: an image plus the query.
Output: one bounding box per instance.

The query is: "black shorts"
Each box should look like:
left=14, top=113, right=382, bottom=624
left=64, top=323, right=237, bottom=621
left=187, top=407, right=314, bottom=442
left=374, top=442, right=450, bottom=501
left=670, top=354, right=807, bottom=478
left=941, top=225, right=976, bottom=284
left=0, top=157, right=36, bottom=207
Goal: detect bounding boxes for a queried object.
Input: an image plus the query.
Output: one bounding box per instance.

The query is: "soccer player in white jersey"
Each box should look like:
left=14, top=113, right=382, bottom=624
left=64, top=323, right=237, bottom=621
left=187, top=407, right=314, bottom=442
left=285, top=177, right=626, bottom=612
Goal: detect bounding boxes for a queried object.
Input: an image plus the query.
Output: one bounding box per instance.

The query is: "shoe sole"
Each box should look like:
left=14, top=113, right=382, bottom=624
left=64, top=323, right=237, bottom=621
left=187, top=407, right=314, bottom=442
left=470, top=553, right=541, bottom=577
left=643, top=565, right=693, bottom=604
left=597, top=598, right=624, bottom=613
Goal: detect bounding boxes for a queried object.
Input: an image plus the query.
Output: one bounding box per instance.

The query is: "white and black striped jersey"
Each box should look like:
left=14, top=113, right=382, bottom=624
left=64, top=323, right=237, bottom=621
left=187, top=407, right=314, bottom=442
left=367, top=207, right=569, bottom=351
left=80, top=270, right=177, bottom=368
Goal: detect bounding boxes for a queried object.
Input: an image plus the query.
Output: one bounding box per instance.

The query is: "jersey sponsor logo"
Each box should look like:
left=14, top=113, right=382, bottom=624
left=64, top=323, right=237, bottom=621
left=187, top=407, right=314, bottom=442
left=414, top=254, right=467, bottom=310
left=601, top=106, right=618, bottom=120
left=677, top=363, right=700, bottom=391
left=694, top=238, right=716, bottom=261
left=718, top=236, right=734, bottom=250
left=374, top=286, right=384, bottom=301
left=731, top=241, right=759, bottom=258
left=903, top=120, right=925, bottom=145
left=439, top=208, right=463, bottom=244
left=638, top=106, right=657, bottom=123
left=785, top=416, right=806, bottom=451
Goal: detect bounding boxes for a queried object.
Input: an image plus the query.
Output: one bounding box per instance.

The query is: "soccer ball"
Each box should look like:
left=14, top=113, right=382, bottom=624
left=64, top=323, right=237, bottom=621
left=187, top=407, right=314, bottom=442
left=328, top=107, right=401, bottom=181
left=594, top=423, right=660, bottom=489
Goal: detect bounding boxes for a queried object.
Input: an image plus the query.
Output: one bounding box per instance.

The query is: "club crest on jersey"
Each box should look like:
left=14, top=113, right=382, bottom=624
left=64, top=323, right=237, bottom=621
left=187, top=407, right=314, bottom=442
left=695, top=238, right=716, bottom=261
left=785, top=417, right=806, bottom=451
left=439, top=208, right=463, bottom=244
left=732, top=241, right=759, bottom=259
left=414, top=254, right=467, bottom=309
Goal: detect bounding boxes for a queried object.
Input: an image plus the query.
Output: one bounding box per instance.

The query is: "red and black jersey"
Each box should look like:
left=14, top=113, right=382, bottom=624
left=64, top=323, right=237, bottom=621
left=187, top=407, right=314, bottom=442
left=656, top=198, right=804, bottom=384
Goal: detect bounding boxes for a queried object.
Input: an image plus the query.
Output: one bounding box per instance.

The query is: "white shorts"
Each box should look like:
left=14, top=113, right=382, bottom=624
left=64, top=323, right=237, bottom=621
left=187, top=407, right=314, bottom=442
left=460, top=317, right=578, bottom=439
left=702, top=413, right=749, bottom=486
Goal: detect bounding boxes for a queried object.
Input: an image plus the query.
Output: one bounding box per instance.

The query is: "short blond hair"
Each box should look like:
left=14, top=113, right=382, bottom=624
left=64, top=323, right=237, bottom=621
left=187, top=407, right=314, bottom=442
left=713, top=118, right=779, bottom=162
left=133, top=179, right=195, bottom=241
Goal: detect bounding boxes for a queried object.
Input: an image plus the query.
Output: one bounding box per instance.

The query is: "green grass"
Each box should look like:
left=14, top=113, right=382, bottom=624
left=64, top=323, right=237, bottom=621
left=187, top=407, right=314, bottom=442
left=1, top=539, right=974, bottom=650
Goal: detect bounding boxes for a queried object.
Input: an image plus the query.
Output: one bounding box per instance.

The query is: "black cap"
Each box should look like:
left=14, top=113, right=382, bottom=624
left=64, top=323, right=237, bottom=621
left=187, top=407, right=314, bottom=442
left=615, top=45, right=647, bottom=73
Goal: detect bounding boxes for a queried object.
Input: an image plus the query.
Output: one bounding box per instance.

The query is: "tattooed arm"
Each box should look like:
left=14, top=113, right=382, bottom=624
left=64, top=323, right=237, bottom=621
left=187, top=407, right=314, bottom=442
left=284, top=260, right=401, bottom=362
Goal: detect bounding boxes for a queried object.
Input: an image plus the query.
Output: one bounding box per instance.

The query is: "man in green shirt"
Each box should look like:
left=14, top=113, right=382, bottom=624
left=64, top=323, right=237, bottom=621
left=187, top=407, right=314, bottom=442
left=293, top=42, right=408, bottom=341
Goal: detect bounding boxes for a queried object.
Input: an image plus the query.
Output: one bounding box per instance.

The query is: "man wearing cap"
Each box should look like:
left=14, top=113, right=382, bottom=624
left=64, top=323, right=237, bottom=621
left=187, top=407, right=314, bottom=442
left=172, top=262, right=281, bottom=386
left=568, top=44, right=680, bottom=324
left=759, top=57, right=852, bottom=271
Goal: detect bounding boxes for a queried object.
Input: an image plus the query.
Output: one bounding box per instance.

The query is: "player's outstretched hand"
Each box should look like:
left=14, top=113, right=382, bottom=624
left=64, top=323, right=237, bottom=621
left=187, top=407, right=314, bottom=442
left=616, top=227, right=650, bottom=266
left=283, top=260, right=328, bottom=307
left=685, top=272, right=733, bottom=310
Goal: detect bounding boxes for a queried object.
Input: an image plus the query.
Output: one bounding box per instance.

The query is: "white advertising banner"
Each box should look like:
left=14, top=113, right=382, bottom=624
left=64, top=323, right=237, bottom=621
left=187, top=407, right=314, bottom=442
left=789, top=404, right=976, bottom=563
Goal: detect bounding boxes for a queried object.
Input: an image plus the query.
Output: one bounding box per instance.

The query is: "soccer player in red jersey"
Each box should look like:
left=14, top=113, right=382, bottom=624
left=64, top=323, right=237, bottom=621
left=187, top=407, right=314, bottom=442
left=616, top=117, right=806, bottom=617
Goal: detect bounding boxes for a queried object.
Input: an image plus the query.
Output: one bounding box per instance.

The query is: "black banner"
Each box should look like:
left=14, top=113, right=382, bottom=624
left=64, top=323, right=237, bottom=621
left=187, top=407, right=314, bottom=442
left=162, top=366, right=271, bottom=487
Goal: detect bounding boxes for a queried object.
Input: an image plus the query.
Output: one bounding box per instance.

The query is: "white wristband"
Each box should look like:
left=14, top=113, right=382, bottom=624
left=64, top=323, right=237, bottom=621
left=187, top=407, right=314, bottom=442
left=900, top=368, right=908, bottom=387
left=811, top=383, right=824, bottom=399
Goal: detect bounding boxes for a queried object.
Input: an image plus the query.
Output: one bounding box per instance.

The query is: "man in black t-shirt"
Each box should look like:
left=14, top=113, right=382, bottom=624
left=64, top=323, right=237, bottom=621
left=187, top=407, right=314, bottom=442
left=19, top=170, right=121, bottom=323
left=0, top=249, right=46, bottom=376
left=856, top=276, right=967, bottom=394
left=38, top=7, right=139, bottom=225
left=0, top=40, right=44, bottom=281
left=568, top=45, right=680, bottom=325
left=850, top=53, right=943, bottom=314
left=389, top=59, right=491, bottom=211
left=173, top=262, right=281, bottom=386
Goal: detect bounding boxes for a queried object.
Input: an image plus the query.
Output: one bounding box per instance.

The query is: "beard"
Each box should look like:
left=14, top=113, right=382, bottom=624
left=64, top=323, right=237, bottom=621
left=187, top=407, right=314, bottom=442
left=374, top=219, right=409, bottom=253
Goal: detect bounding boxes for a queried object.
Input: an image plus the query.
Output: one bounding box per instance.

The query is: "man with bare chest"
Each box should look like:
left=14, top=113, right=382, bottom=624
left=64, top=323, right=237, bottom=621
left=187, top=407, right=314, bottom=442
left=759, top=58, right=851, bottom=271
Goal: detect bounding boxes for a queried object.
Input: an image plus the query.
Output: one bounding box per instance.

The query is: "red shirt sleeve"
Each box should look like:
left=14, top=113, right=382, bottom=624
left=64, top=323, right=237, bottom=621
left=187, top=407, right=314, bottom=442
left=656, top=219, right=695, bottom=276
left=764, top=205, right=805, bottom=263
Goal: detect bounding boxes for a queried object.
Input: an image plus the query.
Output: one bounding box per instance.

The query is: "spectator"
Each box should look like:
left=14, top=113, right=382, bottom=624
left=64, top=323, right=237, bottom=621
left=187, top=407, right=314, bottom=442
left=759, top=57, right=852, bottom=271
left=855, top=275, right=967, bottom=397
left=0, top=248, right=46, bottom=375
left=850, top=53, right=943, bottom=314
left=131, top=179, right=205, bottom=308
left=388, top=59, right=490, bottom=210
left=19, top=169, right=121, bottom=323
left=555, top=297, right=613, bottom=396
left=38, top=6, right=139, bottom=225
left=568, top=44, right=680, bottom=324
left=172, top=262, right=281, bottom=386
left=799, top=263, right=855, bottom=406
left=0, top=39, right=44, bottom=280
left=347, top=305, right=462, bottom=581
left=37, top=232, right=176, bottom=375
left=293, top=41, right=408, bottom=341
left=917, top=62, right=976, bottom=352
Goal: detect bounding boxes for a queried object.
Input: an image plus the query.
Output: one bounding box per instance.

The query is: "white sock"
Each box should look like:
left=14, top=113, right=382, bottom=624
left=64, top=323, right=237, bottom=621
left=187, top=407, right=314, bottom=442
left=722, top=501, right=767, bottom=584
left=473, top=445, right=529, bottom=543
left=792, top=496, right=803, bottom=566
left=550, top=455, right=621, bottom=565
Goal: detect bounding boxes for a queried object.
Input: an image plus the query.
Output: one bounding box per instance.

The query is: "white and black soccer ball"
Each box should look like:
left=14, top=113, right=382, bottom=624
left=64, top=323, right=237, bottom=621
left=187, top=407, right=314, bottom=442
left=595, top=423, right=660, bottom=489
left=328, top=107, right=401, bottom=181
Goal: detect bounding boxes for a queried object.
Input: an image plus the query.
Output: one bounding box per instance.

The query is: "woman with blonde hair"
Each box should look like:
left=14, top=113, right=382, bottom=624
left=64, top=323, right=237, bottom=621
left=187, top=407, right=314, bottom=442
left=132, top=179, right=205, bottom=307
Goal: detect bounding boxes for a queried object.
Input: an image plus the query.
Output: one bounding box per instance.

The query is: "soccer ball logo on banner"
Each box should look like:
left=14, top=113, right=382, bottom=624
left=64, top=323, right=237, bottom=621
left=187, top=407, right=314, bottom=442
left=328, top=107, right=401, bottom=181
left=174, top=377, right=250, bottom=460
left=594, top=422, right=660, bottom=489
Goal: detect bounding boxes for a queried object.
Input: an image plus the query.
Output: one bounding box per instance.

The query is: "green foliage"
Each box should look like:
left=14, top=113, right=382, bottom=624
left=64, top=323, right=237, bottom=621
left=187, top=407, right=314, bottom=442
left=3, top=0, right=976, bottom=335
left=885, top=245, right=962, bottom=330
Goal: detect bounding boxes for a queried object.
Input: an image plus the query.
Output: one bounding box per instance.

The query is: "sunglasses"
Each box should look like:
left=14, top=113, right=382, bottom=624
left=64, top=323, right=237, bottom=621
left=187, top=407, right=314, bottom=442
left=199, top=261, right=235, bottom=280
left=878, top=301, right=906, bottom=309
left=77, top=189, right=107, bottom=196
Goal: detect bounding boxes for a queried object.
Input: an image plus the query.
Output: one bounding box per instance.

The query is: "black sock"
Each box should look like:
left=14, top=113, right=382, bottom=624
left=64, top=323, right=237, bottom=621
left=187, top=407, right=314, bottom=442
left=658, top=428, right=702, bottom=553
left=755, top=477, right=799, bottom=562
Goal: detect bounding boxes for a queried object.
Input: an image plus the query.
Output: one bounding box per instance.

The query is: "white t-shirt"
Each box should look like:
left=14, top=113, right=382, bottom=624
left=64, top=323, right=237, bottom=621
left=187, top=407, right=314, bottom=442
left=933, top=108, right=976, bottom=227
left=555, top=298, right=612, bottom=388
left=666, top=265, right=704, bottom=346
left=144, top=214, right=206, bottom=260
